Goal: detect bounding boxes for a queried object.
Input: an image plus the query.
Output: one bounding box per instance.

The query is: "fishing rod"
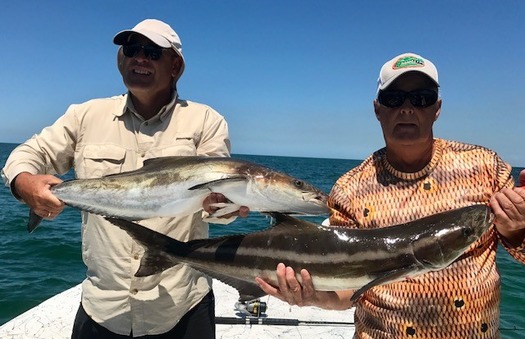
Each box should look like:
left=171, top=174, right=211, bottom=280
left=222, top=300, right=522, bottom=331
left=215, top=317, right=524, bottom=331
left=215, top=316, right=355, bottom=327
left=216, top=299, right=354, bottom=327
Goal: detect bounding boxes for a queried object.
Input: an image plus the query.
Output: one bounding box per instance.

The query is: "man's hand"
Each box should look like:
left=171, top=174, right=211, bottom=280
left=13, top=172, right=64, bottom=219
left=491, top=169, right=525, bottom=247
left=202, top=192, right=249, bottom=218
left=255, top=263, right=317, bottom=307
left=255, top=263, right=354, bottom=310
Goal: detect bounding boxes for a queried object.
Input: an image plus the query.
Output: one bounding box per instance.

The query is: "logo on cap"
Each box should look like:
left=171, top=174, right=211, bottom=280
left=392, top=56, right=425, bottom=70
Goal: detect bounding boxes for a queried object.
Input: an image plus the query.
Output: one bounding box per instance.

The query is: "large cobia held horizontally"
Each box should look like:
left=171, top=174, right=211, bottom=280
left=27, top=156, right=329, bottom=232
left=106, top=204, right=493, bottom=303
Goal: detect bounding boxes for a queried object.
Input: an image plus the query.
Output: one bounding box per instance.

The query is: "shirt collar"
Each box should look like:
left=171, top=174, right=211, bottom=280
left=115, top=91, right=178, bottom=122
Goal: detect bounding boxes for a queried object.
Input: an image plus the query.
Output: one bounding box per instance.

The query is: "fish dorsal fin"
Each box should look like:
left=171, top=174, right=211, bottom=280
left=266, top=213, right=322, bottom=233
left=103, top=156, right=198, bottom=178
left=141, top=156, right=192, bottom=168
left=188, top=176, right=248, bottom=191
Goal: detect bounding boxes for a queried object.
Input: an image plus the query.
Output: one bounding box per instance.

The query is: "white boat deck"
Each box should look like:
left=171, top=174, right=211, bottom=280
left=0, top=280, right=355, bottom=338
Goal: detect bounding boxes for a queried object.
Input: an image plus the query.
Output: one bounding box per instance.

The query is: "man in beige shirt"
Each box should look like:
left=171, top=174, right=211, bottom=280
left=2, top=19, right=245, bottom=338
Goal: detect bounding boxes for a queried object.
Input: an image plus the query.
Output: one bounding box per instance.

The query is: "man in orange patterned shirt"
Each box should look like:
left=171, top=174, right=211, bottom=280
left=257, top=53, right=525, bottom=338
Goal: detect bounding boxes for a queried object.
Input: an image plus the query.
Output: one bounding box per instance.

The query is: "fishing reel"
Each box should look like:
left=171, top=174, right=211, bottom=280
left=235, top=299, right=268, bottom=317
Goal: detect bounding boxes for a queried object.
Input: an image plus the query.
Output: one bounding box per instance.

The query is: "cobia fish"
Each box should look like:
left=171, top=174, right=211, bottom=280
left=106, top=204, right=493, bottom=302
left=28, top=156, right=328, bottom=232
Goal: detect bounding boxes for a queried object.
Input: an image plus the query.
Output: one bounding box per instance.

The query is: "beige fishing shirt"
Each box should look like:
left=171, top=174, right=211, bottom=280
left=2, top=92, right=231, bottom=336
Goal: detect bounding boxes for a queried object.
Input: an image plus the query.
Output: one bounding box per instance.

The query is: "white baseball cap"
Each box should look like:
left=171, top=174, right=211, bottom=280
left=377, top=53, right=438, bottom=92
left=113, top=19, right=185, bottom=81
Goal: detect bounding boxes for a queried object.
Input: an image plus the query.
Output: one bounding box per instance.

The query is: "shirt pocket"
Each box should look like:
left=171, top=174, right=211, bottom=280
left=150, top=135, right=198, bottom=158
left=77, top=144, right=127, bottom=179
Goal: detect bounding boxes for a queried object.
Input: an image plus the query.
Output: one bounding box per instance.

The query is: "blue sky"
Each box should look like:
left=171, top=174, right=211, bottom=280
left=1, top=1, right=524, bottom=166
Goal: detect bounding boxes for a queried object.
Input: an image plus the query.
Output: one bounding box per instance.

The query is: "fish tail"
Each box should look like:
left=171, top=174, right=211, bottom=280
left=27, top=210, right=43, bottom=233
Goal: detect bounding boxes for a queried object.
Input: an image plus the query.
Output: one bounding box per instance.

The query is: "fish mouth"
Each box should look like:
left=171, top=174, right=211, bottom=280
left=299, top=192, right=329, bottom=214
left=303, top=191, right=328, bottom=204
left=315, top=195, right=328, bottom=205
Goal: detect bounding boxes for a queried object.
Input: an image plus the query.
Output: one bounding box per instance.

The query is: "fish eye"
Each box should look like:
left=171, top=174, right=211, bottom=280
left=293, top=180, right=304, bottom=188
left=463, top=227, right=474, bottom=237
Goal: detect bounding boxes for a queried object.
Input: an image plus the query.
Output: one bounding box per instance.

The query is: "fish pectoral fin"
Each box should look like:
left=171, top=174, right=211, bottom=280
left=189, top=266, right=267, bottom=302
left=206, top=203, right=243, bottom=218
left=350, top=265, right=418, bottom=303
left=216, top=274, right=267, bottom=302
left=237, top=283, right=268, bottom=303
left=188, top=176, right=248, bottom=191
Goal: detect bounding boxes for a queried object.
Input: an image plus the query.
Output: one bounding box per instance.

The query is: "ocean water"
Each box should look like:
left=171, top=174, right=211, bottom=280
left=0, top=142, right=524, bottom=338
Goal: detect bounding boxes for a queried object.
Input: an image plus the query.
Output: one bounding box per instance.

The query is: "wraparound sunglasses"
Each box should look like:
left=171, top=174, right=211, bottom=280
left=378, top=89, right=438, bottom=108
left=122, top=44, right=168, bottom=61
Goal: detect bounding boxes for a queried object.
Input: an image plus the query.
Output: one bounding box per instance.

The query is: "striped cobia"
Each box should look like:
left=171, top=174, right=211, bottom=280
left=107, top=204, right=492, bottom=302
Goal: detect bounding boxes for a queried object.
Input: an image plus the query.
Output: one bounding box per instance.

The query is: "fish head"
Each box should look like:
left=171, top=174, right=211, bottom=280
left=411, top=205, right=493, bottom=270
left=252, top=172, right=329, bottom=215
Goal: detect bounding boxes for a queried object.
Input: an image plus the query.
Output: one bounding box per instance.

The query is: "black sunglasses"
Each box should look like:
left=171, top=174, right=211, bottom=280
left=377, top=89, right=438, bottom=108
left=122, top=44, right=167, bottom=61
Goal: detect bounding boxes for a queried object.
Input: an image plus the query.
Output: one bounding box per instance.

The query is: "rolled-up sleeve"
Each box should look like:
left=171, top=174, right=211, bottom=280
left=195, top=105, right=231, bottom=157
left=2, top=105, right=79, bottom=191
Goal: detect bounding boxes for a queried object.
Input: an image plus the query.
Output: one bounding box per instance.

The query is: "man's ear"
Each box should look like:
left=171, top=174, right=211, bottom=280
left=117, top=47, right=125, bottom=74
left=171, top=57, right=183, bottom=78
left=373, top=100, right=381, bottom=121
left=434, top=99, right=442, bottom=121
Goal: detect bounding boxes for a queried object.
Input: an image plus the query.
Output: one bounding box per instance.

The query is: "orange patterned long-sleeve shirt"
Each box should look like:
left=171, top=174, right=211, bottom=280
left=328, top=138, right=525, bottom=339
